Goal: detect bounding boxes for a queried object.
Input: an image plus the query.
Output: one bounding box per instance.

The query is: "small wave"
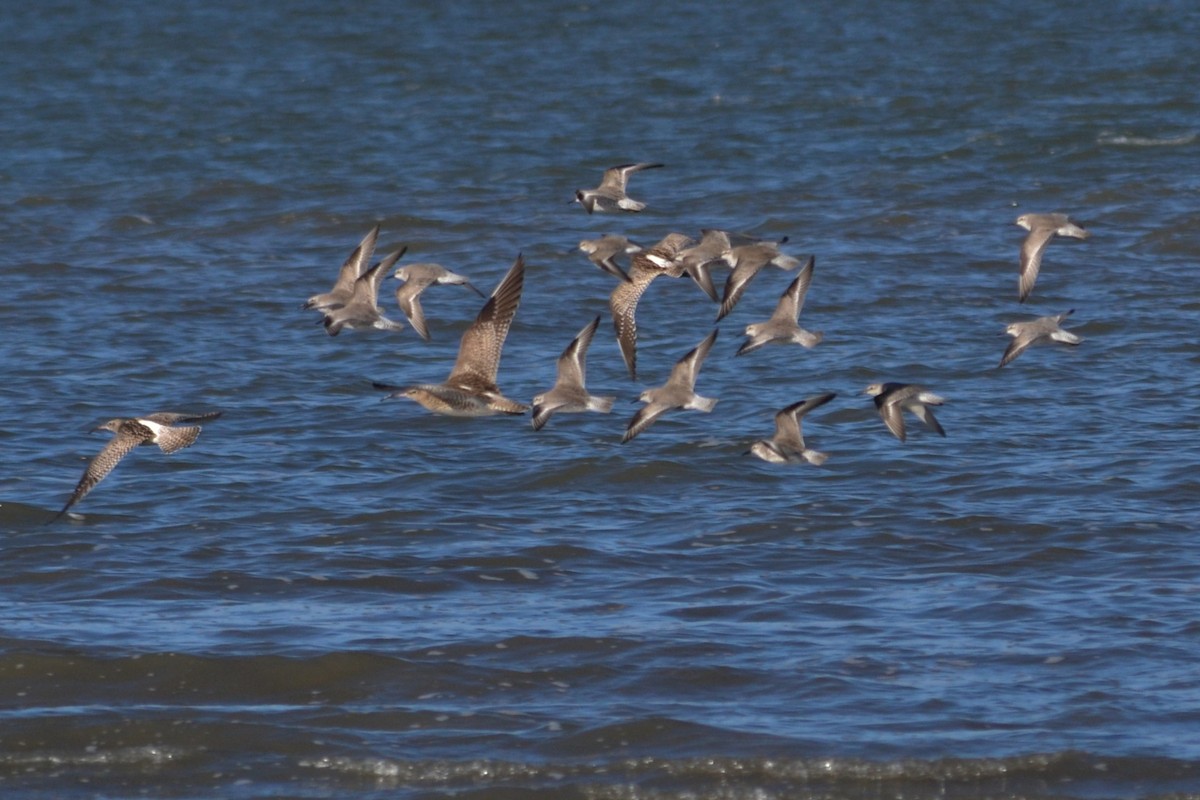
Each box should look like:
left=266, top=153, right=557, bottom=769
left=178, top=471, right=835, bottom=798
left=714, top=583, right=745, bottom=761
left=1097, top=132, right=1197, bottom=147
left=298, top=751, right=1200, bottom=798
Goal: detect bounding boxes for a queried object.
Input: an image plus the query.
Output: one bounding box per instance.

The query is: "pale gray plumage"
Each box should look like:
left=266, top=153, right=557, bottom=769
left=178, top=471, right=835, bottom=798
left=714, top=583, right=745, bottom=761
left=375, top=255, right=528, bottom=416
left=304, top=225, right=380, bottom=311
left=622, top=329, right=719, bottom=443
left=55, top=411, right=222, bottom=520
left=864, top=383, right=945, bottom=442
left=578, top=235, right=641, bottom=282
left=531, top=316, right=615, bottom=430
left=737, top=255, right=822, bottom=356
left=1015, top=213, right=1090, bottom=303
left=574, top=162, right=664, bottom=213
left=717, top=239, right=803, bottom=321
left=392, top=262, right=484, bottom=341
left=323, top=248, right=407, bottom=335
left=999, top=309, right=1083, bottom=368
left=673, top=229, right=733, bottom=301
left=747, top=392, right=836, bottom=465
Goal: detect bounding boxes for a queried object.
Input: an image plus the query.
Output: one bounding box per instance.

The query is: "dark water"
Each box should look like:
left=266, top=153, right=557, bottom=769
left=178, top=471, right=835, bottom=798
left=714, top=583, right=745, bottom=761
left=3, top=1, right=1200, bottom=797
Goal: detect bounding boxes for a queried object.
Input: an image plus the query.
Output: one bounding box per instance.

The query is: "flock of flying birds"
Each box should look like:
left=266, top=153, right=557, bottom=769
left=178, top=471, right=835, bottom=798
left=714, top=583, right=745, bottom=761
left=52, top=162, right=1090, bottom=519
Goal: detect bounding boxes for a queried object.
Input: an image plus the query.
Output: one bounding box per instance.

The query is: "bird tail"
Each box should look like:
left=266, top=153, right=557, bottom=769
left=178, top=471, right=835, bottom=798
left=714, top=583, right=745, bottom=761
left=589, top=395, right=616, bottom=414
left=156, top=425, right=202, bottom=454
left=803, top=449, right=830, bottom=466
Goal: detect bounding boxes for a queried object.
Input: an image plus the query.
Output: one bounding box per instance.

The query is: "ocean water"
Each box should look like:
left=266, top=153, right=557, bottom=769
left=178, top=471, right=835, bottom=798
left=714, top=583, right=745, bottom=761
left=2, top=1, right=1200, bottom=797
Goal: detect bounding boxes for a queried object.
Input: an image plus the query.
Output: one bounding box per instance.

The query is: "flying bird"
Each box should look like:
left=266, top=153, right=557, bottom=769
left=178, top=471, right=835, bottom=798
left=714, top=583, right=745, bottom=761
left=622, top=329, right=719, bottom=443
left=717, top=239, right=803, bottom=321
left=304, top=225, right=380, bottom=312
left=322, top=248, right=407, bottom=335
left=747, top=393, right=837, bottom=465
left=736, top=255, right=822, bottom=355
left=375, top=255, right=528, bottom=416
left=54, top=411, right=222, bottom=521
left=999, top=309, right=1083, bottom=368
left=574, top=162, right=664, bottom=213
left=578, top=235, right=641, bottom=282
left=531, top=316, right=615, bottom=430
left=863, top=383, right=946, bottom=442
left=609, top=232, right=693, bottom=380
left=1015, top=212, right=1090, bottom=303
left=392, top=262, right=484, bottom=341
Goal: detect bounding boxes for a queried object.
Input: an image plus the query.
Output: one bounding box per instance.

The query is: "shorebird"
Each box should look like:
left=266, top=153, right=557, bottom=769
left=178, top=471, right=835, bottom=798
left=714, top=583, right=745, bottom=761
left=304, top=224, right=380, bottom=312
left=622, top=329, right=719, bottom=443
left=999, top=309, right=1083, bottom=368
left=671, top=229, right=734, bottom=302
left=1015, top=213, right=1090, bottom=303
left=574, top=162, right=664, bottom=213
left=322, top=248, right=407, bottom=335
left=392, top=262, right=484, bottom=341
left=374, top=255, right=528, bottom=416
left=530, top=316, right=615, bottom=431
left=578, top=235, right=641, bottom=282
left=863, top=383, right=946, bottom=442
left=747, top=392, right=837, bottom=465
left=736, top=255, right=822, bottom=356
left=54, top=411, right=222, bottom=521
left=609, top=232, right=693, bottom=380
left=717, top=239, right=803, bottom=321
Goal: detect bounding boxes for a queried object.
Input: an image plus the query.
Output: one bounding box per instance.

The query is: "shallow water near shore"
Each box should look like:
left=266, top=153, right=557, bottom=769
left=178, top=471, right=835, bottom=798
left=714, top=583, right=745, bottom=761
left=2, top=1, right=1200, bottom=797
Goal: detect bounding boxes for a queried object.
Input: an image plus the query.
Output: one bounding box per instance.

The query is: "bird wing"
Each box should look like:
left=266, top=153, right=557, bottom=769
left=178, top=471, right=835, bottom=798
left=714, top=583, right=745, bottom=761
left=717, top=258, right=765, bottom=321
left=1019, top=226, right=1056, bottom=303
left=911, top=404, right=946, bottom=437
left=56, top=427, right=150, bottom=517
left=395, top=281, right=430, bottom=340
left=621, top=402, right=668, bottom=443
left=877, top=397, right=908, bottom=441
left=332, top=224, right=380, bottom=293
left=143, top=411, right=222, bottom=425
left=771, top=255, right=815, bottom=322
left=668, top=329, right=718, bottom=391
left=368, top=247, right=406, bottom=299
left=556, top=316, right=600, bottom=389
left=154, top=424, right=203, bottom=454
left=602, top=162, right=663, bottom=191
left=609, top=266, right=658, bottom=380
left=448, top=254, right=524, bottom=387
left=998, top=330, right=1034, bottom=368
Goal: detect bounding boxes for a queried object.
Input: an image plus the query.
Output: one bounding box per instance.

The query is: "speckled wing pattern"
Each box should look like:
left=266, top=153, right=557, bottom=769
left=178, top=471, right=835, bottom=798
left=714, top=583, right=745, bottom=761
left=56, top=421, right=154, bottom=517
left=447, top=254, right=525, bottom=392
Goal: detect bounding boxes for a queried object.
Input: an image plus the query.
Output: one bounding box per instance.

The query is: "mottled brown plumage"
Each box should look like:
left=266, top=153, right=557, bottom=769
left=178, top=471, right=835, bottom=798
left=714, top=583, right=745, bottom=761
left=377, top=255, right=528, bottom=416
left=54, top=411, right=222, bottom=521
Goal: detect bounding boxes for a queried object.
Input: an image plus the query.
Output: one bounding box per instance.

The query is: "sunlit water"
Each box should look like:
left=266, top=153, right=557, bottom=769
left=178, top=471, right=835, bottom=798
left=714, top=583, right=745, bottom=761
left=2, top=1, right=1199, bottom=797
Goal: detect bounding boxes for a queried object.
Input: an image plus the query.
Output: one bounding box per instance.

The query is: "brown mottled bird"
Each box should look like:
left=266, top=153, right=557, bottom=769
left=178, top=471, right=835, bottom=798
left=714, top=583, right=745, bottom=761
left=609, top=232, right=693, bottom=381
left=54, top=411, right=222, bottom=520
left=375, top=255, right=528, bottom=416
